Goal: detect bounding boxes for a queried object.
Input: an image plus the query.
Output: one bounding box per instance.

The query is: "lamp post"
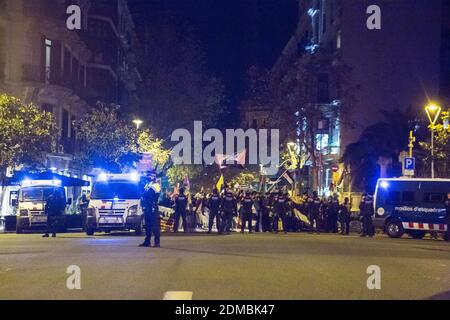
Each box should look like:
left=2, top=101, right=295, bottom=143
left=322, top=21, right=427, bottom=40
left=425, top=103, right=442, bottom=179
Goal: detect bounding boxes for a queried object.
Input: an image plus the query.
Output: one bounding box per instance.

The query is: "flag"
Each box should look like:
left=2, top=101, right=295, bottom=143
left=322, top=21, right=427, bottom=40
left=214, top=149, right=247, bottom=168
left=216, top=174, right=225, bottom=192
left=282, top=171, right=294, bottom=186
left=183, top=175, right=190, bottom=190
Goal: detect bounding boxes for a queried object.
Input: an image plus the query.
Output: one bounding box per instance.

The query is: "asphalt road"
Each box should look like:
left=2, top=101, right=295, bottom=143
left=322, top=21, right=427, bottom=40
left=0, top=231, right=449, bottom=300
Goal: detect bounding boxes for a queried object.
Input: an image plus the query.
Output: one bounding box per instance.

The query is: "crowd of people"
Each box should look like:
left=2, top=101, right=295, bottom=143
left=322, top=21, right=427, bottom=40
left=165, top=185, right=373, bottom=237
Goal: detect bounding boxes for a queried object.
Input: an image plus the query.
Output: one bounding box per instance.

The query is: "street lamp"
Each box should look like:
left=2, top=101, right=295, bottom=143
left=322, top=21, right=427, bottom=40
left=133, top=119, right=143, bottom=130
left=425, top=103, right=442, bottom=179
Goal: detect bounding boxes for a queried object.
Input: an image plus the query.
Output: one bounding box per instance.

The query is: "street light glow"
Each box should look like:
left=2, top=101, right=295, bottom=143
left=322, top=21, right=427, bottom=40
left=133, top=119, right=143, bottom=130
left=425, top=103, right=442, bottom=126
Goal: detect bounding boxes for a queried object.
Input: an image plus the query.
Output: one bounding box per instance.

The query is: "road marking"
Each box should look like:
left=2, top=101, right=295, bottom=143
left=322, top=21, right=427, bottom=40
left=163, top=291, right=193, bottom=300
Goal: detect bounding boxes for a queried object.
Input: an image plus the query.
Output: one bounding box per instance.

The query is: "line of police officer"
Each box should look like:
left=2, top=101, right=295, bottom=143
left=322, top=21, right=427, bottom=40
left=170, top=186, right=358, bottom=236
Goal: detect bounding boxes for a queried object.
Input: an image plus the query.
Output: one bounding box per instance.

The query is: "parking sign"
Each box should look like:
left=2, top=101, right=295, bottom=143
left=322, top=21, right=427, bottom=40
left=403, top=157, right=415, bottom=176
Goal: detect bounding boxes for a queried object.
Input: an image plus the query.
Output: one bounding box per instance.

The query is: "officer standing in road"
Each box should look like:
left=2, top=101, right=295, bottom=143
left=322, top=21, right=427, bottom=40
left=43, top=189, right=66, bottom=238
left=359, top=193, right=375, bottom=237
left=272, top=192, right=290, bottom=234
left=139, top=177, right=161, bottom=248
left=207, top=188, right=222, bottom=234
left=240, top=191, right=254, bottom=233
left=308, top=192, right=321, bottom=234
left=261, top=193, right=271, bottom=232
left=221, top=186, right=237, bottom=234
left=445, top=192, right=450, bottom=241
left=327, top=195, right=340, bottom=233
left=338, top=197, right=351, bottom=235
left=173, top=188, right=188, bottom=233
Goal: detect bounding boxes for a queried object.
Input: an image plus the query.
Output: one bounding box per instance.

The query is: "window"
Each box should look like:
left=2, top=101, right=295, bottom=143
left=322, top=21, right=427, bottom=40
left=387, top=191, right=401, bottom=204
left=62, top=109, right=69, bottom=139
left=336, top=30, right=342, bottom=49
left=402, top=192, right=415, bottom=202
left=44, top=39, right=52, bottom=84
left=424, top=193, right=446, bottom=203
left=42, top=104, right=53, bottom=115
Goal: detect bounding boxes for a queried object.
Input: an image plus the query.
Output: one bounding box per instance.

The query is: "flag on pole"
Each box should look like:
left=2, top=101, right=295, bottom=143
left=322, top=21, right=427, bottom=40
left=282, top=171, right=294, bottom=186
left=216, top=174, right=225, bottom=192
left=183, top=175, right=190, bottom=191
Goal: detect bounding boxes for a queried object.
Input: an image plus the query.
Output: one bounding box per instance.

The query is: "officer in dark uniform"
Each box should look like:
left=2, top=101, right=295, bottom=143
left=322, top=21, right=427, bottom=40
left=261, top=193, right=271, bottom=232
left=139, top=178, right=161, bottom=248
left=338, top=197, right=351, bottom=235
left=207, top=188, right=222, bottom=234
left=272, top=192, right=290, bottom=234
left=308, top=192, right=321, bottom=233
left=173, top=188, right=188, bottom=233
left=240, top=191, right=254, bottom=233
left=221, top=187, right=237, bottom=234
left=359, top=193, right=375, bottom=237
left=327, top=195, right=340, bottom=233
left=43, top=189, right=66, bottom=238
left=445, top=192, right=450, bottom=241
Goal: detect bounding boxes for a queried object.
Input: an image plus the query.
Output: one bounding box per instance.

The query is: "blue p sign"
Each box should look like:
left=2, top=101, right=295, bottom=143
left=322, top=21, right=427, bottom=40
left=404, top=158, right=415, bottom=170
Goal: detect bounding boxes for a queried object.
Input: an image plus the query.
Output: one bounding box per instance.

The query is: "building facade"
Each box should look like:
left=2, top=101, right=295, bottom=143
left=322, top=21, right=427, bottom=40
left=271, top=0, right=445, bottom=194
left=0, top=0, right=143, bottom=176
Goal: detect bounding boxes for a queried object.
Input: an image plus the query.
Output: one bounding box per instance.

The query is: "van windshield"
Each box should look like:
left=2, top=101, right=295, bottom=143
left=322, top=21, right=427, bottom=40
left=20, top=187, right=61, bottom=202
left=91, top=181, right=141, bottom=200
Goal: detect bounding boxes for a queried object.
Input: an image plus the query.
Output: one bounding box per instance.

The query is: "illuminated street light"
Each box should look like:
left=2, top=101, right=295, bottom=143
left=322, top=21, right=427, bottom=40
left=133, top=119, right=143, bottom=130
left=425, top=103, right=442, bottom=179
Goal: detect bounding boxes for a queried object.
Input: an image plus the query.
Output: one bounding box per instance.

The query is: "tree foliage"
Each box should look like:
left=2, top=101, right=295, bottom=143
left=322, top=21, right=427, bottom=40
left=419, top=110, right=450, bottom=177
left=0, top=94, right=57, bottom=177
left=141, top=18, right=230, bottom=138
left=341, top=108, right=413, bottom=191
left=73, top=103, right=139, bottom=173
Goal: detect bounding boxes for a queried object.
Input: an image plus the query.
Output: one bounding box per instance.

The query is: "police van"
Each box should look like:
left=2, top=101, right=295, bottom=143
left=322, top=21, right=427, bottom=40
left=373, top=178, right=450, bottom=239
left=15, top=179, right=69, bottom=234
left=85, top=173, right=144, bottom=236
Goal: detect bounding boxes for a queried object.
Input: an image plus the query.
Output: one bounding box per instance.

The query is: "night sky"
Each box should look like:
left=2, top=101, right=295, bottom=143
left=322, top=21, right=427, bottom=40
left=128, top=0, right=298, bottom=107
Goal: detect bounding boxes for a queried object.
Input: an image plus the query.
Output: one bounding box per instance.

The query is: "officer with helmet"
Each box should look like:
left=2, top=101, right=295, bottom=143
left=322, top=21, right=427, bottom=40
left=359, top=192, right=375, bottom=237
left=139, top=172, right=161, bottom=248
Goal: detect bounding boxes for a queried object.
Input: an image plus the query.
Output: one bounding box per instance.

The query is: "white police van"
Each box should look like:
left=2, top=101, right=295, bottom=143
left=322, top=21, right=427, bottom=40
left=15, top=179, right=69, bottom=234
left=373, top=178, right=450, bottom=239
left=85, top=173, right=144, bottom=236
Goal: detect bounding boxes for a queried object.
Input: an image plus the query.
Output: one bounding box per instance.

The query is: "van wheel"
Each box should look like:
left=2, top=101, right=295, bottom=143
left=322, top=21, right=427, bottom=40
left=135, top=220, right=143, bottom=236
left=86, top=228, right=95, bottom=236
left=409, top=230, right=426, bottom=239
left=386, top=220, right=404, bottom=238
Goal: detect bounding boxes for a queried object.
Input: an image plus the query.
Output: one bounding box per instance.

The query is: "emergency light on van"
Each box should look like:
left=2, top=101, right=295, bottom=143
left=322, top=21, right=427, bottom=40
left=21, top=179, right=62, bottom=187
left=380, top=181, right=389, bottom=189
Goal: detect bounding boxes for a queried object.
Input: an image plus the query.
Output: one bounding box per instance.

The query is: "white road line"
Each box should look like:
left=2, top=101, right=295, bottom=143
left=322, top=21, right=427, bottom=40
left=163, top=291, right=193, bottom=300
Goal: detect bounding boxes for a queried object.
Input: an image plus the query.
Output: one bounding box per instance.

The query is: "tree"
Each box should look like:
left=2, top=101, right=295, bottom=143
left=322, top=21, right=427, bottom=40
left=419, top=110, right=450, bottom=178
left=73, top=103, right=139, bottom=173
left=341, top=108, right=414, bottom=191
left=0, top=94, right=57, bottom=179
left=137, top=129, right=171, bottom=170
left=141, top=18, right=230, bottom=138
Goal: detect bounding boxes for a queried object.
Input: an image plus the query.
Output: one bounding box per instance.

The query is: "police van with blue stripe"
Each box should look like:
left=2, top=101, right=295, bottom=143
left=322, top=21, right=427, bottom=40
left=373, top=178, right=450, bottom=239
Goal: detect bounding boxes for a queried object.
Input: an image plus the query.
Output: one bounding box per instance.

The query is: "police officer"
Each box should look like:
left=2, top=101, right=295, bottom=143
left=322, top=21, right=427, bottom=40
left=261, top=193, right=271, bottom=232
left=272, top=192, right=290, bottom=234
left=445, top=192, right=450, bottom=242
left=359, top=193, right=375, bottom=237
left=327, top=195, right=340, bottom=233
left=173, top=188, right=188, bottom=233
left=339, top=197, right=351, bottom=235
left=207, top=188, right=222, bottom=234
left=221, top=187, right=237, bottom=234
left=240, top=191, right=254, bottom=233
left=139, top=178, right=161, bottom=248
left=43, top=189, right=66, bottom=238
left=308, top=192, right=321, bottom=234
